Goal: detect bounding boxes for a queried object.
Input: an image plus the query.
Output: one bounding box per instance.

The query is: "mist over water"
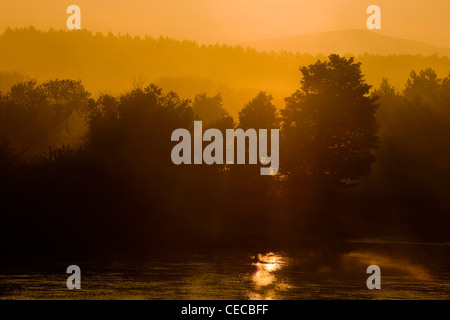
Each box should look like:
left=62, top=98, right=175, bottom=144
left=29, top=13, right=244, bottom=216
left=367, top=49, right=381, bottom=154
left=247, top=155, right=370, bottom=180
left=2, top=242, right=449, bottom=300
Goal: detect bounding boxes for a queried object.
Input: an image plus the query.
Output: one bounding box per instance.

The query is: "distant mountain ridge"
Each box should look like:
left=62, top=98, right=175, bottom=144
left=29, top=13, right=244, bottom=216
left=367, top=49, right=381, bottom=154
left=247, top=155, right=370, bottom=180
left=244, top=30, right=450, bottom=56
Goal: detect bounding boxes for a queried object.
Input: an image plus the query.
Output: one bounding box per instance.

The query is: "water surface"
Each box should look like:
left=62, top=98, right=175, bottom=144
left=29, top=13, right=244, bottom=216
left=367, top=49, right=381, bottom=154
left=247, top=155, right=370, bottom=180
left=1, top=241, right=449, bottom=299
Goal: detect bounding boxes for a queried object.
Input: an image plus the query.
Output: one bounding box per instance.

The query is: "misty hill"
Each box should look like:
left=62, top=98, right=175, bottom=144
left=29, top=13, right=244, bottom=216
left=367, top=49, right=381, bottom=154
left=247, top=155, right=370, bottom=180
left=244, top=30, right=450, bottom=56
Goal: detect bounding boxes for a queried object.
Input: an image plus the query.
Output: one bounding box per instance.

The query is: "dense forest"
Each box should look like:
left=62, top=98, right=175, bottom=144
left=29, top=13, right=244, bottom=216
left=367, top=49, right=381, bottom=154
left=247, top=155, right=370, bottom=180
left=1, top=48, right=450, bottom=259
left=2, top=27, right=450, bottom=118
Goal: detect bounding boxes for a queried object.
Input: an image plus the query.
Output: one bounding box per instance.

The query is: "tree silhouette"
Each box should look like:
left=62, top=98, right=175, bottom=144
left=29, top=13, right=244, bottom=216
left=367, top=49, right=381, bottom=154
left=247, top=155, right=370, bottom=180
left=0, top=79, right=92, bottom=155
left=282, top=54, right=379, bottom=193
left=373, top=78, right=399, bottom=98
left=192, top=93, right=228, bottom=125
left=2, top=59, right=450, bottom=257
left=354, top=69, right=450, bottom=240
left=238, top=91, right=279, bottom=130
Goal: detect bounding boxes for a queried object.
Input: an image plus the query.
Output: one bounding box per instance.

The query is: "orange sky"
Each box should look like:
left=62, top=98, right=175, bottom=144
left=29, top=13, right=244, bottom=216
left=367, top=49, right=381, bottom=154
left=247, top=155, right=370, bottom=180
left=1, top=0, right=449, bottom=47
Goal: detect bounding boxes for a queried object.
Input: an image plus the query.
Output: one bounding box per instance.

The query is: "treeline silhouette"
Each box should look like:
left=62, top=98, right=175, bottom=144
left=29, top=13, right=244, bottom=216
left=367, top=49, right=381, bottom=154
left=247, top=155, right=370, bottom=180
left=2, top=27, right=450, bottom=118
left=1, top=54, right=450, bottom=259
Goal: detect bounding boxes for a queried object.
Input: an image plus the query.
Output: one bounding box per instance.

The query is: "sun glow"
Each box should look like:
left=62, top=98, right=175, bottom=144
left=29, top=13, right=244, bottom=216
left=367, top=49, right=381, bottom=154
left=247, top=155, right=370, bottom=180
left=251, top=252, right=284, bottom=287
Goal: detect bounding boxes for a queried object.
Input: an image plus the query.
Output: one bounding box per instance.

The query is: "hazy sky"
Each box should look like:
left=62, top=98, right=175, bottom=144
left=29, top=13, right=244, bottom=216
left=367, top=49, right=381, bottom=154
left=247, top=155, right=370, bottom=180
left=1, top=0, right=449, bottom=47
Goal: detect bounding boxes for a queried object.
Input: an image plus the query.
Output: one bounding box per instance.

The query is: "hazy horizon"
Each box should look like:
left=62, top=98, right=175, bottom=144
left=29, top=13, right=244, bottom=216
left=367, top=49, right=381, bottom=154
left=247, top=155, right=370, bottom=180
left=1, top=0, right=450, bottom=47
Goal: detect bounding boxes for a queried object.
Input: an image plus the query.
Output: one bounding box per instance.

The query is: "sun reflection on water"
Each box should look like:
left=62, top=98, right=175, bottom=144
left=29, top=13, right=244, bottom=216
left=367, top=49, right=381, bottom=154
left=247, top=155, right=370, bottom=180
left=247, top=252, right=290, bottom=300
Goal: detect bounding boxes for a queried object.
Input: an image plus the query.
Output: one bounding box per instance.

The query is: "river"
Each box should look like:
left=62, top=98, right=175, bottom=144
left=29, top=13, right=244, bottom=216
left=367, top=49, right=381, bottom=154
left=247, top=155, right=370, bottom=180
left=1, top=240, right=449, bottom=299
